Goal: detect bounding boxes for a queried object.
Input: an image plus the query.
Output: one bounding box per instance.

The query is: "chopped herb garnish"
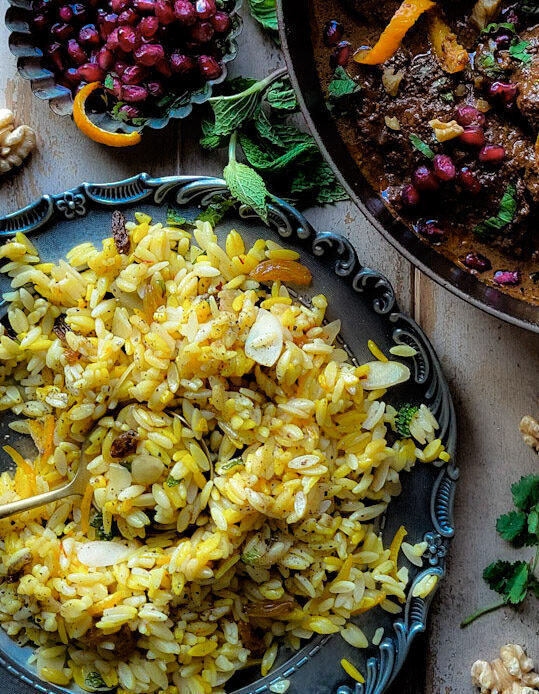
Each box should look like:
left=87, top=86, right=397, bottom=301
left=409, top=134, right=435, bottom=161
left=509, top=37, right=532, bottom=64
left=195, top=196, right=237, bottom=226
left=474, top=183, right=517, bottom=240
left=90, top=512, right=115, bottom=541
left=103, top=73, right=116, bottom=90
left=166, top=475, right=181, bottom=487
left=85, top=671, right=106, bottom=690
left=395, top=403, right=419, bottom=438
left=241, top=548, right=261, bottom=565
left=461, top=475, right=539, bottom=627
left=216, top=457, right=244, bottom=473
left=440, top=91, right=454, bottom=103
left=481, top=21, right=516, bottom=34
left=327, top=66, right=362, bottom=107
left=166, top=208, right=192, bottom=227
left=477, top=52, right=507, bottom=78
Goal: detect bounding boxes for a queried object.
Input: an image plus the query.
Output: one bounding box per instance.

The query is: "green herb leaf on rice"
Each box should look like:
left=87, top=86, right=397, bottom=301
left=241, top=548, right=261, bottom=565
left=409, top=134, right=435, bottom=160
left=395, top=403, right=419, bottom=438
left=85, top=672, right=107, bottom=690
left=90, top=512, right=115, bottom=541
left=166, top=208, right=192, bottom=227
left=166, top=475, right=181, bottom=487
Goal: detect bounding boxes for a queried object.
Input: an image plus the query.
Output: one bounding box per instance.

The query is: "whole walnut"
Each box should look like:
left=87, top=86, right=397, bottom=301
left=0, top=109, right=36, bottom=176
left=472, top=644, right=539, bottom=694
left=520, top=415, right=539, bottom=453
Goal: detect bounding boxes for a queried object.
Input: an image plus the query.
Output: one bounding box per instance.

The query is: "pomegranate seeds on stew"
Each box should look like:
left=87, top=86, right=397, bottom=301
left=30, top=0, right=236, bottom=123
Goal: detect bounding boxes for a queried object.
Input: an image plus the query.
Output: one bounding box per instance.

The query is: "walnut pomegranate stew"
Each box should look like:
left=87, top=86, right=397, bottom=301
left=319, top=0, right=539, bottom=304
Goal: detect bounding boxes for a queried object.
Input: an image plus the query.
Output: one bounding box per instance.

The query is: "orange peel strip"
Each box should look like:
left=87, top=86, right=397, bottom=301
left=73, top=82, right=142, bottom=147
left=354, top=0, right=436, bottom=65
left=428, top=13, right=469, bottom=73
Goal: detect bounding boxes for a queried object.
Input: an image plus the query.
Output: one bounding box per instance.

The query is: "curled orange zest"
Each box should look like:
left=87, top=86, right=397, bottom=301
left=351, top=591, right=387, bottom=615
left=73, top=82, right=142, bottom=147
left=428, top=13, right=469, bottom=73
left=249, top=259, right=312, bottom=285
left=354, top=0, right=436, bottom=66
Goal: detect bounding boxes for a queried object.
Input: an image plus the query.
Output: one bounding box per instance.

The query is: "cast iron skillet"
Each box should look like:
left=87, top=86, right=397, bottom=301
left=277, top=0, right=539, bottom=334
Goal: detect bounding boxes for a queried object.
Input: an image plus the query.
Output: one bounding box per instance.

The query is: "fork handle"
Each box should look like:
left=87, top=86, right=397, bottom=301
left=0, top=482, right=78, bottom=520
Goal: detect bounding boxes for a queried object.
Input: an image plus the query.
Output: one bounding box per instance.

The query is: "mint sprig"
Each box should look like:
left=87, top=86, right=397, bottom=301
left=224, top=132, right=269, bottom=221
left=461, top=475, right=539, bottom=627
left=474, top=183, right=517, bottom=240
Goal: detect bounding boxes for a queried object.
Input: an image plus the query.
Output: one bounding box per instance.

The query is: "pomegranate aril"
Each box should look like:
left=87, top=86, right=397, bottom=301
left=210, top=11, right=230, bottom=33
left=458, top=126, right=486, bottom=147
left=198, top=54, right=221, bottom=80
left=494, top=33, right=511, bottom=48
left=458, top=167, right=482, bottom=194
left=456, top=105, right=485, bottom=127
left=493, top=270, right=520, bottom=285
left=479, top=144, right=505, bottom=164
left=139, top=15, right=159, bottom=37
left=323, top=19, right=344, bottom=47
left=121, top=64, right=149, bottom=83
left=195, top=0, right=216, bottom=19
left=155, top=57, right=173, bottom=77
left=174, top=0, right=196, bottom=24
left=99, top=13, right=119, bottom=36
left=58, top=5, right=73, bottom=22
left=32, top=14, right=50, bottom=32
left=330, top=41, right=351, bottom=69
left=416, top=220, right=445, bottom=241
left=433, top=154, right=456, bottom=181
left=77, top=62, right=105, bottom=81
left=118, top=25, right=139, bottom=51
left=191, top=20, right=214, bottom=42
left=52, top=22, right=74, bottom=40
left=63, top=67, right=81, bottom=87
left=111, top=0, right=129, bottom=12
left=70, top=3, right=87, bottom=23
left=147, top=80, right=165, bottom=97
left=401, top=183, right=420, bottom=207
left=46, top=42, right=64, bottom=71
left=170, top=52, right=196, bottom=74
left=133, top=0, right=156, bottom=12
left=155, top=0, right=176, bottom=23
left=118, top=104, right=143, bottom=119
left=412, top=165, right=440, bottom=192
left=134, top=43, right=164, bottom=65
left=97, top=46, right=114, bottom=70
left=67, top=39, right=87, bottom=65
left=106, top=27, right=120, bottom=49
left=79, top=24, right=100, bottom=45
left=463, top=252, right=491, bottom=272
left=122, top=84, right=149, bottom=102
left=488, top=81, right=518, bottom=106
left=119, top=8, right=139, bottom=25
left=113, top=59, right=128, bottom=75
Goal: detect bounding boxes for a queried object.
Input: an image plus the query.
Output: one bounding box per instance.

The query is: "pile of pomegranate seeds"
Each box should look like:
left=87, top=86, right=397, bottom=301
left=31, top=0, right=235, bottom=122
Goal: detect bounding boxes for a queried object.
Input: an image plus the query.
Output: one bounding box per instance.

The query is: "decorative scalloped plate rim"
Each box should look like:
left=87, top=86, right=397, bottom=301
left=5, top=0, right=243, bottom=131
left=0, top=174, right=458, bottom=694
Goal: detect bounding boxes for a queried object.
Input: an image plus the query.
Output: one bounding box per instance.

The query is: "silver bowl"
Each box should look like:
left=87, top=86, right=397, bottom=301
left=5, top=0, right=243, bottom=131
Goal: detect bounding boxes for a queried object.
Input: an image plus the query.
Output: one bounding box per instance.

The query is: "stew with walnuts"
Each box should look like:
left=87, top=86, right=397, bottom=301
left=317, top=0, right=539, bottom=304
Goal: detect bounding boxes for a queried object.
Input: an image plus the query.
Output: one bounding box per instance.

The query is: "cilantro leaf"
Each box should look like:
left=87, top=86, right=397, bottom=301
left=496, top=510, right=528, bottom=543
left=328, top=66, right=361, bottom=101
left=528, top=509, right=539, bottom=535
left=483, top=560, right=514, bottom=594
left=509, top=38, right=532, bottom=63
left=512, top=475, right=539, bottom=511
left=506, top=561, right=529, bottom=604
left=248, top=0, right=278, bottom=33
left=103, top=73, right=115, bottom=90
left=409, top=134, right=435, bottom=161
left=474, top=183, right=517, bottom=240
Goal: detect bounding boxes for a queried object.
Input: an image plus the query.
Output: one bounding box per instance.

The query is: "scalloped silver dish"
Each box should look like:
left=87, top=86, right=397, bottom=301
left=5, top=0, right=242, bottom=131
left=0, top=174, right=458, bottom=694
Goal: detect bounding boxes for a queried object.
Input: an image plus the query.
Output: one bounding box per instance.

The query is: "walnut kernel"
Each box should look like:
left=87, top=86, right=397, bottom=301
left=0, top=108, right=36, bottom=176
left=520, top=415, right=539, bottom=453
left=472, top=644, right=539, bottom=694
left=429, top=118, right=465, bottom=142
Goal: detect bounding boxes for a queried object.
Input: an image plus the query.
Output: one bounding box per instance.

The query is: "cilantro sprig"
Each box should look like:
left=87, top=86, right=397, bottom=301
left=461, top=475, right=539, bottom=627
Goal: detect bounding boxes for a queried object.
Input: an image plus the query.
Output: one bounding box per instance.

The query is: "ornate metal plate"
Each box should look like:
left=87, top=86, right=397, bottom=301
left=0, top=174, right=458, bottom=694
left=4, top=1, right=242, bottom=130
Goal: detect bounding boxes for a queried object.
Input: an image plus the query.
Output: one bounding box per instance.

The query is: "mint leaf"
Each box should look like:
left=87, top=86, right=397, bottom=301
left=224, top=135, right=269, bottom=221
left=216, top=457, right=243, bottom=473
left=509, top=38, right=532, bottom=63
left=209, top=77, right=270, bottom=136
left=409, top=134, right=435, bottom=161
left=195, top=196, right=236, bottom=226
left=239, top=133, right=317, bottom=171
left=200, top=120, right=228, bottom=150
left=167, top=208, right=191, bottom=227
left=328, top=66, right=361, bottom=100
left=506, top=561, right=529, bottom=604
left=474, top=183, right=517, bottom=240
left=85, top=672, right=106, bottom=690
left=496, top=511, right=528, bottom=544
left=265, top=80, right=297, bottom=111
left=248, top=0, right=278, bottom=32
left=512, top=475, right=539, bottom=511
left=315, top=179, right=348, bottom=204
left=103, top=73, right=115, bottom=90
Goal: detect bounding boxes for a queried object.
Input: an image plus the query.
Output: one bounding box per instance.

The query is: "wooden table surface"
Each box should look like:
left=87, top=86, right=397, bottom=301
left=1, top=10, right=538, bottom=694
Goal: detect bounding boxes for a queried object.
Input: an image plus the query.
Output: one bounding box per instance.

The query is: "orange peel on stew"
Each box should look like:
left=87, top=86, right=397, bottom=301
left=249, top=259, right=312, bottom=285
left=73, top=82, right=142, bottom=147
left=354, top=0, right=436, bottom=66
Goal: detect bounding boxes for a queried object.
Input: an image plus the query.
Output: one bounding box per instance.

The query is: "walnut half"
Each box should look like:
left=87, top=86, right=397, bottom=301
left=472, top=644, right=539, bottom=694
left=520, top=415, right=539, bottom=453
left=0, top=108, right=36, bottom=176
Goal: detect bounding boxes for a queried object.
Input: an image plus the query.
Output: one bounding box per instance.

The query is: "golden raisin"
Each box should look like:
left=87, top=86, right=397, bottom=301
left=249, top=260, right=312, bottom=285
